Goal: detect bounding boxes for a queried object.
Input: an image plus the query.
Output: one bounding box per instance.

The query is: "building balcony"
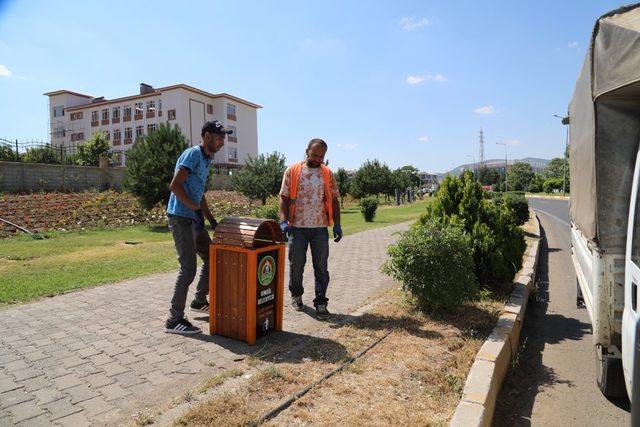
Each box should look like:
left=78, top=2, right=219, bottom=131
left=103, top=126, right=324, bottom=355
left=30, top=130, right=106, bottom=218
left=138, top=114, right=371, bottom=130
left=112, top=118, right=120, bottom=124
left=124, top=138, right=132, bottom=145
left=134, top=113, right=143, bottom=120
left=123, top=116, right=131, bottom=122
left=101, top=119, right=109, bottom=125
left=228, top=157, right=238, bottom=163
left=228, top=136, right=238, bottom=143
left=91, top=121, right=98, bottom=127
left=146, top=111, right=155, bottom=119
left=113, top=140, right=121, bottom=146
left=227, top=114, right=237, bottom=121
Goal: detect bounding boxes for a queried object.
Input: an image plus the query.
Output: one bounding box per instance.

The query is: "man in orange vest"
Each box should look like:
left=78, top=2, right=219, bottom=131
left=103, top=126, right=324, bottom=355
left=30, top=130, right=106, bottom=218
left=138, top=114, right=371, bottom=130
left=279, top=138, right=342, bottom=320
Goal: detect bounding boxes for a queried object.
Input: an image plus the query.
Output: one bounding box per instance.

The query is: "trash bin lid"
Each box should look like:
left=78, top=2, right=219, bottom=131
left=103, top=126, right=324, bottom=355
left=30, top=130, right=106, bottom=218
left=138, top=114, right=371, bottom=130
left=213, top=217, right=286, bottom=248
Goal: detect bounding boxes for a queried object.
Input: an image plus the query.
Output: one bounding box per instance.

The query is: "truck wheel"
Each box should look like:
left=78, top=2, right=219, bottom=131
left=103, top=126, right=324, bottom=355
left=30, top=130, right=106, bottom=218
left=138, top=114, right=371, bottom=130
left=595, top=345, right=627, bottom=398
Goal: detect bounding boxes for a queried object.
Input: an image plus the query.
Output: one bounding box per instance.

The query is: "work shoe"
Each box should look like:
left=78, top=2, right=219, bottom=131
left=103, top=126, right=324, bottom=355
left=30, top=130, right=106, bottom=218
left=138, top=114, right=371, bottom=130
left=291, top=295, right=303, bottom=311
left=316, top=304, right=330, bottom=320
left=190, top=300, right=209, bottom=313
left=164, top=318, right=201, bottom=335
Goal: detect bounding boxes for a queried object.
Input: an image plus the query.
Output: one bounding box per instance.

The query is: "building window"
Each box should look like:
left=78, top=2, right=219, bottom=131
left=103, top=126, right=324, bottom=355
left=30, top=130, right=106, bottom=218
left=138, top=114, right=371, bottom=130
left=135, top=102, right=144, bottom=117
left=124, top=105, right=132, bottom=117
left=168, top=109, right=176, bottom=120
left=112, top=107, right=120, bottom=119
left=70, top=112, right=83, bottom=121
left=125, top=127, right=132, bottom=140
left=113, top=129, right=121, bottom=141
left=104, top=130, right=110, bottom=141
left=228, top=146, right=237, bottom=161
left=228, top=125, right=238, bottom=142
left=158, top=99, right=162, bottom=117
left=146, top=100, right=155, bottom=113
left=70, top=132, right=84, bottom=142
left=226, top=103, right=236, bottom=120
left=91, top=110, right=98, bottom=122
left=53, top=106, right=64, bottom=117
left=53, top=126, right=65, bottom=137
left=136, top=125, right=144, bottom=138
left=147, top=124, right=157, bottom=133
left=101, top=109, right=109, bottom=120
left=207, top=104, right=213, bottom=114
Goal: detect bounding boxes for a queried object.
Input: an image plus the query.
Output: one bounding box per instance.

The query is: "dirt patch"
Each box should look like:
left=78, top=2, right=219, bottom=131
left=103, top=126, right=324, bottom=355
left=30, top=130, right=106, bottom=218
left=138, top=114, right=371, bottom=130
left=174, top=288, right=502, bottom=426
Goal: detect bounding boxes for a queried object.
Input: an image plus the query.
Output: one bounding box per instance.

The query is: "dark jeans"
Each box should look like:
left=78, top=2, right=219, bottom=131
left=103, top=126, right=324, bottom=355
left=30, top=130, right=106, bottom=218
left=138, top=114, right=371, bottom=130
left=167, top=214, right=210, bottom=322
left=288, top=227, right=330, bottom=307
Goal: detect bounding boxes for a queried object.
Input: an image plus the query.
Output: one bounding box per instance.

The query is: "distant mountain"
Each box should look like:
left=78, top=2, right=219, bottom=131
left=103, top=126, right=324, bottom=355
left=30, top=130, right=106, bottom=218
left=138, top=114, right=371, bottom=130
left=445, top=157, right=550, bottom=176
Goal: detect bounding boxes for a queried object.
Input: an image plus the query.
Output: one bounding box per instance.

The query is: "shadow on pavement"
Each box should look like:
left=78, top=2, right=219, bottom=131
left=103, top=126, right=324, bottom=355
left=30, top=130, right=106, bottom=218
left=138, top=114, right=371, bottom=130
left=494, top=222, right=590, bottom=426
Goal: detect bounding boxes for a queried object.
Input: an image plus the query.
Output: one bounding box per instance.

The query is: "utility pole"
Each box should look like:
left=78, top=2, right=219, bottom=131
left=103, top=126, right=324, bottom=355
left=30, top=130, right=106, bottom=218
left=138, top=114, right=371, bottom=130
left=496, top=142, right=507, bottom=191
left=479, top=129, right=485, bottom=168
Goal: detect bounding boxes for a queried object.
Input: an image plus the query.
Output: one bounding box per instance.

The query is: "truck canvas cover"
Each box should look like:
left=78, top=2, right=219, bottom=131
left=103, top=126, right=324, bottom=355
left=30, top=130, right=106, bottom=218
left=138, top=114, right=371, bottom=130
left=569, top=3, right=640, bottom=252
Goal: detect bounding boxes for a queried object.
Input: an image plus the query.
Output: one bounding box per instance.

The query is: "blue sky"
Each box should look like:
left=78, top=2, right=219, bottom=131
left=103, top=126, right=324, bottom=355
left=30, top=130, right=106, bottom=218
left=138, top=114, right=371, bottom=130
left=0, top=0, right=625, bottom=172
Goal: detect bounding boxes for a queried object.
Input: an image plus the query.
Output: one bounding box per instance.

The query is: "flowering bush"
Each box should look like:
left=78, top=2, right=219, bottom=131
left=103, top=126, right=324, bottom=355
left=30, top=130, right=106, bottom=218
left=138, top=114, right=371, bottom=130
left=0, top=190, right=259, bottom=237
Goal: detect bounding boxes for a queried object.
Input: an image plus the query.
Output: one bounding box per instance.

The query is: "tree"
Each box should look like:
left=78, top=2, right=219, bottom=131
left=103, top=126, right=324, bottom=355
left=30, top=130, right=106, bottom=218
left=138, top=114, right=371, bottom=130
left=543, top=177, right=565, bottom=193
left=77, top=131, right=111, bottom=166
left=399, top=165, right=421, bottom=187
left=350, top=159, right=392, bottom=199
left=23, top=144, right=61, bottom=164
left=232, top=151, right=286, bottom=205
left=507, top=161, right=534, bottom=191
left=477, top=166, right=500, bottom=186
left=526, top=173, right=545, bottom=193
left=335, top=168, right=351, bottom=208
left=543, top=157, right=570, bottom=192
left=123, top=123, right=189, bottom=209
left=0, top=143, right=15, bottom=162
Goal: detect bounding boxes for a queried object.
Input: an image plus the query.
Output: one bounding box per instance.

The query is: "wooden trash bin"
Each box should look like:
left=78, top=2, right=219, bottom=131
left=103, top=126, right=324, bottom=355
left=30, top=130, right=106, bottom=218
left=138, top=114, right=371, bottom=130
left=209, top=217, right=287, bottom=345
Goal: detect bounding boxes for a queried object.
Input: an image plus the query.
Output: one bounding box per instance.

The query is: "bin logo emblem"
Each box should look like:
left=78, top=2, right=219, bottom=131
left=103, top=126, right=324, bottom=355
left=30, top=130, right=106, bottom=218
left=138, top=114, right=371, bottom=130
left=258, top=256, right=276, bottom=286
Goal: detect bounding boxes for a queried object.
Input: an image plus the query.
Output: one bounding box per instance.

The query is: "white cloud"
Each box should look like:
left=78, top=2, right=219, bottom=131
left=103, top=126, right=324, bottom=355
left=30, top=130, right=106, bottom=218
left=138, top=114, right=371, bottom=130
left=336, top=143, right=357, bottom=150
left=418, top=136, right=430, bottom=143
left=407, top=74, right=447, bottom=85
left=400, top=17, right=429, bottom=31
left=0, top=65, right=12, bottom=78
left=406, top=75, right=425, bottom=85
left=506, top=139, right=521, bottom=146
left=474, top=105, right=495, bottom=115
left=434, top=74, right=447, bottom=82
left=568, top=41, right=578, bottom=48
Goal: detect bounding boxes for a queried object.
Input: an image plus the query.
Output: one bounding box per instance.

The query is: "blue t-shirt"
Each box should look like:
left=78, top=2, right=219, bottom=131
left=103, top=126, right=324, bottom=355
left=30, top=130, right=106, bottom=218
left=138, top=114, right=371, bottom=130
left=166, top=146, right=212, bottom=219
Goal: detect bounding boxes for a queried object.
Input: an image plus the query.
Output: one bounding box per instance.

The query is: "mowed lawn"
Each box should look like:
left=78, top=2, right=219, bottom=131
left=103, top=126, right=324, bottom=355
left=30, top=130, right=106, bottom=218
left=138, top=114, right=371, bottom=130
left=0, top=198, right=430, bottom=305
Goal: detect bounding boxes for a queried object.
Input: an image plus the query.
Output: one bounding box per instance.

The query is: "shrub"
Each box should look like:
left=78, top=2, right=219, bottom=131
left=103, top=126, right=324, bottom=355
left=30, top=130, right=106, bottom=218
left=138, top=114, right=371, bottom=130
left=383, top=220, right=478, bottom=312
left=0, top=144, right=16, bottom=162
left=23, top=144, right=61, bottom=164
left=359, top=197, right=378, bottom=222
left=253, top=204, right=279, bottom=221
left=543, top=177, right=564, bottom=193
left=421, top=171, right=526, bottom=289
left=498, top=193, right=529, bottom=226
left=123, top=123, right=189, bottom=210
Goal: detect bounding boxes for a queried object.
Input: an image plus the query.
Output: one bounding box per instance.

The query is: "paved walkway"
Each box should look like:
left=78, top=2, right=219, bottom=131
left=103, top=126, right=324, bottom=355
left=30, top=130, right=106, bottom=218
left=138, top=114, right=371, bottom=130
left=0, top=222, right=409, bottom=426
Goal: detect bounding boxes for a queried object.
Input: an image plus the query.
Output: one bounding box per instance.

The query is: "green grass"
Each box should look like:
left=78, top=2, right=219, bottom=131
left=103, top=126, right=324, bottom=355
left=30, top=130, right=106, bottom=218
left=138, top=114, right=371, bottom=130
left=0, top=199, right=430, bottom=305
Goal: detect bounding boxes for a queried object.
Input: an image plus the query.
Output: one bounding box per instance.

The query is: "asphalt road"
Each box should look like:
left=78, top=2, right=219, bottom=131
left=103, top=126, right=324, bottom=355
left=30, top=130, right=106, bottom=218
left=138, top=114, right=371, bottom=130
left=493, top=197, right=630, bottom=426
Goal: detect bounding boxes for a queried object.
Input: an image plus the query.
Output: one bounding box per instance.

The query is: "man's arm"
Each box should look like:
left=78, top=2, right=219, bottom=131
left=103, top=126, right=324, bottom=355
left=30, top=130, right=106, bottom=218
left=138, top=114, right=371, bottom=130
left=279, top=195, right=291, bottom=223
left=169, top=168, right=199, bottom=211
left=332, top=196, right=341, bottom=225
left=200, top=195, right=215, bottom=223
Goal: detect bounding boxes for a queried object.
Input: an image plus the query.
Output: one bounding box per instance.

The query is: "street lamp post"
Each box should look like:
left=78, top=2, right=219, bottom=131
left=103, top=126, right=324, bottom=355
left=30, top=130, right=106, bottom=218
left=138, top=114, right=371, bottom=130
left=496, top=142, right=507, bottom=191
left=554, top=114, right=570, bottom=197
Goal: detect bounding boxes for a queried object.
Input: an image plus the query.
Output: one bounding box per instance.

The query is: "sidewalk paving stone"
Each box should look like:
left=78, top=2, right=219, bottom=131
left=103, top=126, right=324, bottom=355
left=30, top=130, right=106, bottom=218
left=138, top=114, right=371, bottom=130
left=0, top=221, right=410, bottom=425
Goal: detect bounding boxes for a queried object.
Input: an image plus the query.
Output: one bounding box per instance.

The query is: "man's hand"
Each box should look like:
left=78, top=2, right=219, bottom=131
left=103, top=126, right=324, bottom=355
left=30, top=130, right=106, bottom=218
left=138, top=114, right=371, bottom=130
left=333, top=224, right=343, bottom=242
left=279, top=220, right=290, bottom=238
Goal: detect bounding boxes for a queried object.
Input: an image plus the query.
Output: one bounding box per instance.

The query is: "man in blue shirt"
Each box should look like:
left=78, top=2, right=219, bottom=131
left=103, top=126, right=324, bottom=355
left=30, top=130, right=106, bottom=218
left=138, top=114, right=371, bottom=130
left=165, top=120, right=232, bottom=334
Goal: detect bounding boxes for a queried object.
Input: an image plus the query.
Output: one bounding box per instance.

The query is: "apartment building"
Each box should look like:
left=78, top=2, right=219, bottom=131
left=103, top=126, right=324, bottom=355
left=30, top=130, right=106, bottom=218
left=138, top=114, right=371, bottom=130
left=44, top=83, right=261, bottom=167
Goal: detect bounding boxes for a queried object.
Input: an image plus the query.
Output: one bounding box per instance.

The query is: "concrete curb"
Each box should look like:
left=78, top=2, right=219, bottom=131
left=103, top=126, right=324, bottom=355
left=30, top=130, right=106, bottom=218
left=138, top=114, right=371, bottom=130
left=450, top=208, right=541, bottom=427
left=525, top=194, right=569, bottom=201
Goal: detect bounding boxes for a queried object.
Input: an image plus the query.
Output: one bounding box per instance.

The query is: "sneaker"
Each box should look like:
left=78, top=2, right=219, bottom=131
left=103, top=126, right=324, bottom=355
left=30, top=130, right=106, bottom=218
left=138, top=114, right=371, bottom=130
left=316, top=304, right=330, bottom=320
left=190, top=300, right=209, bottom=313
left=164, top=318, right=201, bottom=334
left=291, top=295, right=303, bottom=311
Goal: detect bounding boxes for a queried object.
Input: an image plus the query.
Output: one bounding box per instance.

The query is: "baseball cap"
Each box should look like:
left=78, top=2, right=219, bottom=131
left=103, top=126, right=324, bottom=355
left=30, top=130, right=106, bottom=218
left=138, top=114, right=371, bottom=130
left=202, top=120, right=232, bottom=136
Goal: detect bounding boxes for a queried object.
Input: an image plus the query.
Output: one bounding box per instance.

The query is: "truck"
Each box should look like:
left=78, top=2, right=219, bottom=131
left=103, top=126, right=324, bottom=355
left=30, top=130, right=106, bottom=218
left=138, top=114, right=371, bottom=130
left=569, top=3, right=640, bottom=399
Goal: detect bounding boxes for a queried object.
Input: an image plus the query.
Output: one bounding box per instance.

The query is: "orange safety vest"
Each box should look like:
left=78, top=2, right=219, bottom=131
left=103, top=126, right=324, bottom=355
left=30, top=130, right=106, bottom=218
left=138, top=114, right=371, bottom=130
left=289, top=161, right=335, bottom=226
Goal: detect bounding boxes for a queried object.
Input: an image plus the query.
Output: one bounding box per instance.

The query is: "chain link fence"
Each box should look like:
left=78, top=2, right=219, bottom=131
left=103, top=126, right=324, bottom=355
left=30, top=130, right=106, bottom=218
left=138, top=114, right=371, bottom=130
left=0, top=137, right=123, bottom=166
